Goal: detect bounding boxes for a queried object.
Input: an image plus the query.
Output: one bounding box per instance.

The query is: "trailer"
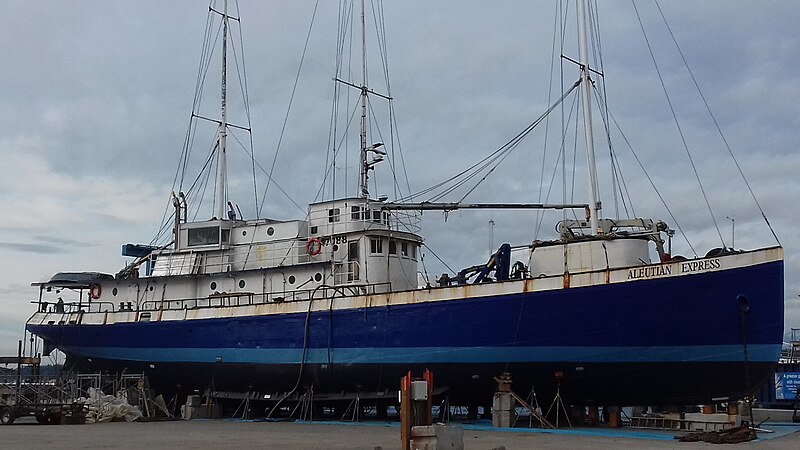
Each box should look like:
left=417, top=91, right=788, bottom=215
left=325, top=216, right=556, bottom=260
left=0, top=346, right=90, bottom=425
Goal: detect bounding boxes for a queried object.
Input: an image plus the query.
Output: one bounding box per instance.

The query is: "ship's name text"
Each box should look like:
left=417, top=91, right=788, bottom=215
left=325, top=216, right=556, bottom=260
left=627, top=265, right=672, bottom=280
left=680, top=258, right=721, bottom=273
left=627, top=258, right=721, bottom=280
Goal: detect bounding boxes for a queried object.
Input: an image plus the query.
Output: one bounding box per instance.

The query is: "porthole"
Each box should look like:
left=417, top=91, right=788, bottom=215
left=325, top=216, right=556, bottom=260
left=239, top=280, right=246, bottom=289
left=242, top=230, right=247, bottom=236
left=288, top=275, right=296, bottom=284
left=314, top=273, right=322, bottom=282
left=112, top=287, right=118, bottom=296
left=148, top=285, right=154, bottom=292
left=332, top=244, right=339, bottom=251
left=267, top=227, right=275, bottom=236
left=210, top=281, right=217, bottom=290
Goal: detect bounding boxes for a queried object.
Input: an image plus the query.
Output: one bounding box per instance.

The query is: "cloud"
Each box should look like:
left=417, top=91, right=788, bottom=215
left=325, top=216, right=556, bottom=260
left=0, top=242, right=70, bottom=255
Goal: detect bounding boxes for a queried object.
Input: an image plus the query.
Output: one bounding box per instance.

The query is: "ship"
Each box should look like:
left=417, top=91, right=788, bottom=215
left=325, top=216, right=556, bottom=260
left=25, top=0, right=784, bottom=408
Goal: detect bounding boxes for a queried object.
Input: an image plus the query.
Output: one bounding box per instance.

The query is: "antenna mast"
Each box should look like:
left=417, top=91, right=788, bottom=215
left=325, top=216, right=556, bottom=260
left=577, top=0, right=602, bottom=234
left=215, top=0, right=229, bottom=219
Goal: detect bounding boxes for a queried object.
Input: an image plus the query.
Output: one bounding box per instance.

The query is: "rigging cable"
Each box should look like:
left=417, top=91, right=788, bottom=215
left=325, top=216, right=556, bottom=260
left=652, top=0, right=781, bottom=246
left=258, top=0, right=320, bottom=217
left=590, top=87, right=636, bottom=219
left=371, top=0, right=412, bottom=200
left=228, top=129, right=305, bottom=214
left=534, top=0, right=563, bottom=240
left=595, top=91, right=697, bottom=256
left=397, top=80, right=580, bottom=204
left=588, top=0, right=631, bottom=218
left=631, top=1, right=726, bottom=248
left=151, top=9, right=220, bottom=246
left=327, top=0, right=356, bottom=200
left=231, top=0, right=258, bottom=215
left=534, top=91, right=580, bottom=236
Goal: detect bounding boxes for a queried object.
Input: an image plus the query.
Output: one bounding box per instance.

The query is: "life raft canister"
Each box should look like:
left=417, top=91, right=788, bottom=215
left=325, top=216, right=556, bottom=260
left=306, top=237, right=322, bottom=256
left=89, top=283, right=102, bottom=299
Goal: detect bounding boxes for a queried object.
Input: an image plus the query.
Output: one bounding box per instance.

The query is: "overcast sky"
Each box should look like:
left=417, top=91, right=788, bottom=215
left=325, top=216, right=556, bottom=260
left=1, top=1, right=798, bottom=356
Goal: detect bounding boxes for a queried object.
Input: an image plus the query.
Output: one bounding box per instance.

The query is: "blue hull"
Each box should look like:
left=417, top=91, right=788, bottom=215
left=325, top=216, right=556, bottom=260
left=28, top=260, right=784, bottom=405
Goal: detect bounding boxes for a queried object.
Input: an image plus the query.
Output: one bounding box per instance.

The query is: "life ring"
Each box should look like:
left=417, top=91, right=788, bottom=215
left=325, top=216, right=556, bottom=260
left=89, top=284, right=102, bottom=300
left=306, top=237, right=322, bottom=256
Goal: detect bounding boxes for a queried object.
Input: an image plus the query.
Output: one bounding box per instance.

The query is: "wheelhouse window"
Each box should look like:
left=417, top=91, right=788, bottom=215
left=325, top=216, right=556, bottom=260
left=370, top=238, right=383, bottom=254
left=188, top=227, right=219, bottom=246
left=348, top=241, right=359, bottom=260
left=388, top=240, right=397, bottom=255
left=221, top=228, right=230, bottom=244
left=351, top=206, right=361, bottom=221
left=401, top=242, right=408, bottom=257
left=328, top=208, right=341, bottom=223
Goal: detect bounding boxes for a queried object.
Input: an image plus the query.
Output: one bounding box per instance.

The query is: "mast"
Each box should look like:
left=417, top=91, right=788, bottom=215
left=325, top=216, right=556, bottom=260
left=576, top=0, right=602, bottom=234
left=215, top=0, right=229, bottom=219
left=358, top=0, right=369, bottom=198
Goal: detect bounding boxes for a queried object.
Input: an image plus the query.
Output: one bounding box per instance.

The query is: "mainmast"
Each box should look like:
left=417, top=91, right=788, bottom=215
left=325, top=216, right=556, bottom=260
left=358, top=0, right=369, bottom=198
left=214, top=0, right=230, bottom=219
left=576, top=0, right=602, bottom=235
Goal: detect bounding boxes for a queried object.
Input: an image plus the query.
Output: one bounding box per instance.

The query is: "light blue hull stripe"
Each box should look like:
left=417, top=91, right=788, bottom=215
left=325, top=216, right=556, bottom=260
left=66, top=344, right=780, bottom=365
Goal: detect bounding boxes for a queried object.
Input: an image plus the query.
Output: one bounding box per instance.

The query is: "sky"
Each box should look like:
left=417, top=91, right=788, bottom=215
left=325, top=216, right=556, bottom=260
left=0, top=1, right=798, bottom=356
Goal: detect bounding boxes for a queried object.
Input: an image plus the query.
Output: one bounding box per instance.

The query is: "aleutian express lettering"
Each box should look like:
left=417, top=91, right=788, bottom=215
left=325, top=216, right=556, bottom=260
left=680, top=258, right=721, bottom=273
left=628, top=265, right=672, bottom=280
left=627, top=257, right=722, bottom=280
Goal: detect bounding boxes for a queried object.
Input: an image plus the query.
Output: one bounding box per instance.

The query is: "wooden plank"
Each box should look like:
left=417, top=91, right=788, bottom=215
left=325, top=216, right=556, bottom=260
left=0, top=357, right=40, bottom=365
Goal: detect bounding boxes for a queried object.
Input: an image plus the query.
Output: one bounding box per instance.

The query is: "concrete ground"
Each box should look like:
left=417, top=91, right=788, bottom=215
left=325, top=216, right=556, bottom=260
left=1, top=418, right=799, bottom=449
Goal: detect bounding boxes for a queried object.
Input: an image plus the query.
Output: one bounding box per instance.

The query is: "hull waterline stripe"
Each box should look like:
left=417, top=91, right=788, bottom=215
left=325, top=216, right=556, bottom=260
left=63, top=344, right=780, bottom=365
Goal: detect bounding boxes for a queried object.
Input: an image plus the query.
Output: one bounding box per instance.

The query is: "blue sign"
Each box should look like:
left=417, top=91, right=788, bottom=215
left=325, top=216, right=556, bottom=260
left=775, top=372, right=800, bottom=400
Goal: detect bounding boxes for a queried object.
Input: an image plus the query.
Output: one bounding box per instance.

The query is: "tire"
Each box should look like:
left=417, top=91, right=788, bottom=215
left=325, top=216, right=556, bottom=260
left=0, top=407, right=15, bottom=425
left=35, top=414, right=49, bottom=424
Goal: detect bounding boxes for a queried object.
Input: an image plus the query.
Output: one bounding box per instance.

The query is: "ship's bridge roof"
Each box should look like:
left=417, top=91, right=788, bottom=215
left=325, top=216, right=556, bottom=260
left=31, top=271, right=114, bottom=288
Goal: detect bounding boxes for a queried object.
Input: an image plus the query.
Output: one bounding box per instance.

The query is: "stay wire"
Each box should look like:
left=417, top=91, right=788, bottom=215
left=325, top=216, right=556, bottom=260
left=231, top=0, right=258, bottom=215
left=324, top=0, right=353, bottom=200
left=588, top=0, right=624, bottom=217
left=653, top=0, right=781, bottom=246
left=597, top=94, right=697, bottom=256
left=228, top=129, right=305, bottom=214
left=632, top=1, right=726, bottom=248
left=398, top=80, right=579, bottom=203
left=258, top=0, right=320, bottom=217
left=152, top=10, right=219, bottom=246
left=373, top=0, right=411, bottom=200
left=535, top=0, right=563, bottom=239
left=535, top=91, right=579, bottom=236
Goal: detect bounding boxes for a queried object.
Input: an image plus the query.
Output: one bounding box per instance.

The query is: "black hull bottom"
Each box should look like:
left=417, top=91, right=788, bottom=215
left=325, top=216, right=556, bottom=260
left=64, top=356, right=775, bottom=407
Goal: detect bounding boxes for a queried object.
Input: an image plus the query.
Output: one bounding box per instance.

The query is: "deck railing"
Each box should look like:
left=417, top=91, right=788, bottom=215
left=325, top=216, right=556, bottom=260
left=32, top=282, right=391, bottom=315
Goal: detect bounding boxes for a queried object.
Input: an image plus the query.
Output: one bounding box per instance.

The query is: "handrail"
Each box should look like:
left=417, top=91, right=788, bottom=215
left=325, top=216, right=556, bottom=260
left=138, top=282, right=391, bottom=312
left=30, top=299, right=117, bottom=313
